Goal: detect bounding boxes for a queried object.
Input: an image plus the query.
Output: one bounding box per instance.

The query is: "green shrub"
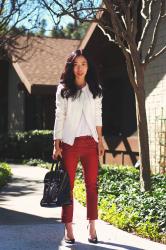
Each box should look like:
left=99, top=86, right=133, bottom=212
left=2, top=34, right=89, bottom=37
left=23, top=158, right=52, bottom=169
left=0, top=130, right=53, bottom=161
left=74, top=165, right=166, bottom=243
left=74, top=180, right=86, bottom=206
left=0, top=162, right=12, bottom=188
left=135, top=219, right=161, bottom=241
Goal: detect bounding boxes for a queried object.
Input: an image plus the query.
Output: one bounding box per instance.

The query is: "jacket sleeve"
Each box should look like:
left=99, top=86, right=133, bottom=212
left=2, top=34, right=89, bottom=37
left=53, top=84, right=66, bottom=140
left=95, top=95, right=102, bottom=127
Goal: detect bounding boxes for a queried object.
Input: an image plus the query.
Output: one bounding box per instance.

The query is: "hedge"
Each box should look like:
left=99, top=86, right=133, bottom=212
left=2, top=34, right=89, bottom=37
left=0, top=130, right=53, bottom=161
left=0, top=163, right=12, bottom=188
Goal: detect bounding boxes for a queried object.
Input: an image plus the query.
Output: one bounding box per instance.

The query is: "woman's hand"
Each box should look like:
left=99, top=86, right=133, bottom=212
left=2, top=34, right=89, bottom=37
left=98, top=139, right=105, bottom=157
left=52, top=140, right=62, bottom=160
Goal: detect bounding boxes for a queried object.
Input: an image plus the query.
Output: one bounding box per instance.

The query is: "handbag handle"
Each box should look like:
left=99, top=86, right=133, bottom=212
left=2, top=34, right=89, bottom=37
left=51, top=156, right=63, bottom=172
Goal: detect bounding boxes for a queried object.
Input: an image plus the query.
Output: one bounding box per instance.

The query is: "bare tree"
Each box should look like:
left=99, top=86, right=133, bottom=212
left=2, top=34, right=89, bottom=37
left=41, top=0, right=166, bottom=191
left=0, top=0, right=42, bottom=61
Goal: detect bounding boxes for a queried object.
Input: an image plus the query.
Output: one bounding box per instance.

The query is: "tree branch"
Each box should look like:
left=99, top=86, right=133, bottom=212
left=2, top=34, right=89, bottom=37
left=141, top=0, right=149, bottom=20
left=41, top=0, right=103, bottom=24
left=124, top=52, right=137, bottom=91
left=118, top=0, right=131, bottom=33
left=0, top=0, right=6, bottom=15
left=145, top=45, right=166, bottom=65
left=131, top=0, right=139, bottom=41
left=0, top=0, right=41, bottom=60
left=98, top=23, right=119, bottom=45
left=138, top=0, right=154, bottom=51
left=104, top=0, right=129, bottom=43
left=103, top=1, right=131, bottom=53
left=144, top=0, right=165, bottom=64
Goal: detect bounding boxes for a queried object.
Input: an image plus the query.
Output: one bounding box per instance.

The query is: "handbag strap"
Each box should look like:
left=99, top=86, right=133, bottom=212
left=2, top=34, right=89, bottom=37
left=51, top=157, right=62, bottom=172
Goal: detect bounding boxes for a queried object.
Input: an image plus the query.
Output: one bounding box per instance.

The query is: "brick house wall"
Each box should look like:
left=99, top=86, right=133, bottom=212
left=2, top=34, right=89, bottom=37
left=143, top=19, right=166, bottom=172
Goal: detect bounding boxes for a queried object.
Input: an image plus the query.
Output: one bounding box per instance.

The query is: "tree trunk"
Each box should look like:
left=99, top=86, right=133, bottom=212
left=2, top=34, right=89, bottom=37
left=135, top=71, right=151, bottom=191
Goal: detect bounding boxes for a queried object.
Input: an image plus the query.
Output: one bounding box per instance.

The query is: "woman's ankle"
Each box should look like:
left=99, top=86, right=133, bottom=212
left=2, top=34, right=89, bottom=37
left=65, top=223, right=74, bottom=239
left=89, top=220, right=95, bottom=224
left=65, top=222, right=72, bottom=228
left=89, top=220, right=95, bottom=228
left=88, top=220, right=96, bottom=237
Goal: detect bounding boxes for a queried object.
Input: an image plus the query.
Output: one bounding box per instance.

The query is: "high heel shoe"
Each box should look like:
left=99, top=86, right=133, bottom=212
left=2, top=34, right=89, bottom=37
left=87, top=224, right=98, bottom=244
left=64, top=237, right=75, bottom=244
left=64, top=226, right=75, bottom=244
left=88, top=234, right=98, bottom=244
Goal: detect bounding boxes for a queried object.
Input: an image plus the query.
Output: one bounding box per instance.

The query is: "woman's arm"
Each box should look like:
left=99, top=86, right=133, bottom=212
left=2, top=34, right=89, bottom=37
left=96, top=126, right=105, bottom=157
left=95, top=95, right=104, bottom=157
left=95, top=95, right=102, bottom=128
left=53, top=85, right=66, bottom=159
left=53, top=84, right=66, bottom=140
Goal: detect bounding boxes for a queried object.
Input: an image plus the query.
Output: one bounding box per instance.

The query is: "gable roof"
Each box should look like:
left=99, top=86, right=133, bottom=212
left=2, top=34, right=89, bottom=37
left=12, top=36, right=80, bottom=94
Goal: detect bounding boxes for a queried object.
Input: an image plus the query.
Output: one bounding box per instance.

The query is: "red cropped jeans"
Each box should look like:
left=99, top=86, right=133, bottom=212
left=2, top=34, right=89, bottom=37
left=61, top=136, right=99, bottom=223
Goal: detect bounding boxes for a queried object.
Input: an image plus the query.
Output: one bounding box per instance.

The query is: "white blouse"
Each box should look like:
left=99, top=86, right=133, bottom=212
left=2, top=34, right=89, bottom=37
left=75, top=85, right=92, bottom=137
left=53, top=83, right=102, bottom=146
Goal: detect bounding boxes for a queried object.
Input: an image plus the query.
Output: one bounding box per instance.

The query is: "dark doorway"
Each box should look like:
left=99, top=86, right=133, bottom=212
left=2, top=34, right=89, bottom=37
left=84, top=26, right=138, bottom=165
left=101, top=52, right=137, bottom=138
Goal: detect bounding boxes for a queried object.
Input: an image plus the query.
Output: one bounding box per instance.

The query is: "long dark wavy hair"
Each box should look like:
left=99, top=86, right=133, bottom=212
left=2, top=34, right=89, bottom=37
left=60, top=49, right=102, bottom=99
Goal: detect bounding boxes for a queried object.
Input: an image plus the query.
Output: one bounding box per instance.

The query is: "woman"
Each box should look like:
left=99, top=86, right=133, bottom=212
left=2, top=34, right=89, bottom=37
left=52, top=49, right=104, bottom=244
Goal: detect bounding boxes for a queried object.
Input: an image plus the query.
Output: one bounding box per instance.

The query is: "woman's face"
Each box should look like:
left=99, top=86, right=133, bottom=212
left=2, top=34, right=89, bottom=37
left=73, top=55, right=88, bottom=84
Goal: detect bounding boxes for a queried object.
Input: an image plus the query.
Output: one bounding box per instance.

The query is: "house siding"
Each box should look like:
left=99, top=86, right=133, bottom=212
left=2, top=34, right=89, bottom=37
left=8, top=63, right=25, bottom=132
left=0, top=60, right=8, bottom=133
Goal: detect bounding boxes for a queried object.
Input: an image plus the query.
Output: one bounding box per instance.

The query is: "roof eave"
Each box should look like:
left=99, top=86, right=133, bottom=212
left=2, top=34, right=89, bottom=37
left=12, top=56, right=32, bottom=94
left=79, top=22, right=98, bottom=50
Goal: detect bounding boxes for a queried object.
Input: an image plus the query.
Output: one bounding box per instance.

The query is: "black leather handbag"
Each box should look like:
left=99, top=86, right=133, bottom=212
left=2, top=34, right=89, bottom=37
left=40, top=159, right=72, bottom=207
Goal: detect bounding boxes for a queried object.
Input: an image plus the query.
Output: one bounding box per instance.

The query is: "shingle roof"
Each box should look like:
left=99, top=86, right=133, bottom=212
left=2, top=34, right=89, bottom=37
left=12, top=36, right=80, bottom=94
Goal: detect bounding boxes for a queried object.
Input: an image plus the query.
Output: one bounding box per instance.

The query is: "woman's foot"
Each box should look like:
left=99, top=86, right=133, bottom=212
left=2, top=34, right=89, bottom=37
left=88, top=220, right=98, bottom=244
left=64, top=223, right=75, bottom=244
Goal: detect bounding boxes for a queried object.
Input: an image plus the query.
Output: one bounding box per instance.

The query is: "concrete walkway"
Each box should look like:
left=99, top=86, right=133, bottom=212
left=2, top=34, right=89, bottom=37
left=0, top=164, right=165, bottom=250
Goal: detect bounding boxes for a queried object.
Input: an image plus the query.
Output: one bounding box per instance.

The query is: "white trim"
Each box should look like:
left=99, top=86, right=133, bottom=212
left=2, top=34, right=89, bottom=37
left=12, top=56, right=31, bottom=93
left=79, top=22, right=98, bottom=50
